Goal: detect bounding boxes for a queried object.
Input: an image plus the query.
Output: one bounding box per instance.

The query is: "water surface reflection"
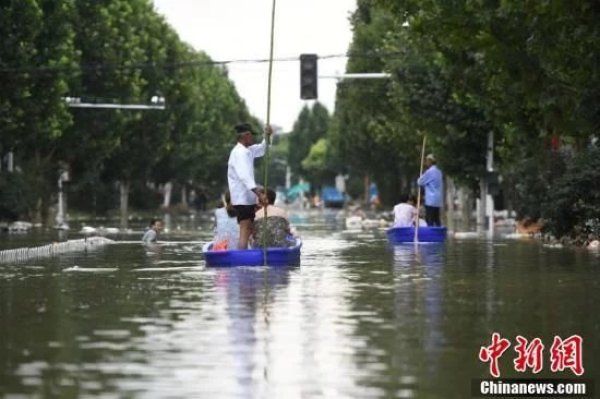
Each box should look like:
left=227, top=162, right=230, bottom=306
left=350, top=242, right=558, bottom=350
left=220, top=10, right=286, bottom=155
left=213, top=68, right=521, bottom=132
left=0, top=213, right=599, bottom=398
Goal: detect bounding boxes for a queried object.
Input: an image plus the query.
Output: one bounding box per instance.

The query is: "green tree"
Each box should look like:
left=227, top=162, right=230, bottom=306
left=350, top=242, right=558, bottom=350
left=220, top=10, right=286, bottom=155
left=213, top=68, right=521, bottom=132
left=301, top=138, right=337, bottom=188
left=0, top=0, right=77, bottom=221
left=287, top=102, right=330, bottom=182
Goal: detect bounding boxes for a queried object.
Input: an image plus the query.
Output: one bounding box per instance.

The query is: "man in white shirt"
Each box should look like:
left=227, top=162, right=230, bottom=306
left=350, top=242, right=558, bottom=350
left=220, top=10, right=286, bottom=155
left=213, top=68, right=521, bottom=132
left=227, top=123, right=273, bottom=249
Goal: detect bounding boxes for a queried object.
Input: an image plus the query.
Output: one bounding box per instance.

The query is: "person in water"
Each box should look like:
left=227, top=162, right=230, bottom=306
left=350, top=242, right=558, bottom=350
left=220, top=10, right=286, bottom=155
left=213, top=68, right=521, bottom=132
left=213, top=191, right=240, bottom=251
left=227, top=123, right=273, bottom=249
left=142, top=219, right=163, bottom=243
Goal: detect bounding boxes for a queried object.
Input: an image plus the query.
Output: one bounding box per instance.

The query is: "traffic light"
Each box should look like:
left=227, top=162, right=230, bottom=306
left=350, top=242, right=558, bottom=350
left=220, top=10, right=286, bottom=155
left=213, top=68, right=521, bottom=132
left=300, top=54, right=318, bottom=99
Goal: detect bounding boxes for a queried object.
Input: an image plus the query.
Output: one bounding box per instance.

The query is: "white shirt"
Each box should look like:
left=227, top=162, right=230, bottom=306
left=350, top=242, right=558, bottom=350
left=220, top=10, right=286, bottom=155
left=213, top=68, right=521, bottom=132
left=227, top=140, right=266, bottom=205
left=393, top=203, right=417, bottom=227
left=213, top=208, right=240, bottom=249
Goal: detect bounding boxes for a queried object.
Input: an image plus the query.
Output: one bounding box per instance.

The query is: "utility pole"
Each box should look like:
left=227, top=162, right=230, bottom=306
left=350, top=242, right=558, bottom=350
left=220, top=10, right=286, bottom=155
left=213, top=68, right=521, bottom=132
left=486, top=131, right=495, bottom=237
left=55, top=168, right=70, bottom=230
left=7, top=152, right=14, bottom=172
left=478, top=131, right=495, bottom=235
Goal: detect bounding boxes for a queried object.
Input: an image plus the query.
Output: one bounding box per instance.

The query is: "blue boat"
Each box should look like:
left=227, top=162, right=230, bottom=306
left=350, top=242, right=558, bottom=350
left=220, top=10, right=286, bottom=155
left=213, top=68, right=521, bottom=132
left=321, top=186, right=346, bottom=208
left=203, top=239, right=302, bottom=267
left=387, top=226, right=447, bottom=244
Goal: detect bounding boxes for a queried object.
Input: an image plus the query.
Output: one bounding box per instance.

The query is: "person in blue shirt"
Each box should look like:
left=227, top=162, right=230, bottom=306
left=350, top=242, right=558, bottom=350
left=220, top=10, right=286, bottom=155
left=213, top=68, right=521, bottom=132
left=417, top=154, right=443, bottom=226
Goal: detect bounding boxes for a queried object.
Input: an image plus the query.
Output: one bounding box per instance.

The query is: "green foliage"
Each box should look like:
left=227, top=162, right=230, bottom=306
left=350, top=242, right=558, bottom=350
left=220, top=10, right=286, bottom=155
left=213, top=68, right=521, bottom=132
left=264, top=134, right=289, bottom=188
left=301, top=138, right=336, bottom=188
left=0, top=0, right=253, bottom=219
left=542, top=146, right=600, bottom=238
left=328, top=2, right=422, bottom=203
left=0, top=0, right=77, bottom=219
left=288, top=102, right=330, bottom=181
left=0, top=172, right=32, bottom=221
left=330, top=0, right=598, bottom=238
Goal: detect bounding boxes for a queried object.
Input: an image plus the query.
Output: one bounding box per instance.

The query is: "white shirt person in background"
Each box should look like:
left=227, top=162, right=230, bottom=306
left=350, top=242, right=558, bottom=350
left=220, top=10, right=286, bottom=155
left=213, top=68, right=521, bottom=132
left=212, top=191, right=240, bottom=250
left=393, top=194, right=418, bottom=227
left=227, top=123, right=273, bottom=249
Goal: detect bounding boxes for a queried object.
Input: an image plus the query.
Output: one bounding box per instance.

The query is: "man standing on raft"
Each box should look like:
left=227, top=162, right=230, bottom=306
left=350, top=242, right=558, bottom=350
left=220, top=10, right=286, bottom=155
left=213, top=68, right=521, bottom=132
left=227, top=123, right=273, bottom=249
left=417, top=154, right=443, bottom=226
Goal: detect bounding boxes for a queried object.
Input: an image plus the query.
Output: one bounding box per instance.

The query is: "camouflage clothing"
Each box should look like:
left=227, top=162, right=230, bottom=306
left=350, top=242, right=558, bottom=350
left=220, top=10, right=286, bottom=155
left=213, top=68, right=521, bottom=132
left=252, top=216, right=291, bottom=248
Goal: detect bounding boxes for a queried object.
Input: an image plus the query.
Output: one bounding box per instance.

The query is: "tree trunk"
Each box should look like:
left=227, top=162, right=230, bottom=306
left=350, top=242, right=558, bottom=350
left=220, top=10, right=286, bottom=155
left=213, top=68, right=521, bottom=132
left=181, top=186, right=188, bottom=207
left=162, top=181, right=173, bottom=208
left=459, top=186, right=471, bottom=231
left=34, top=150, right=43, bottom=224
left=120, top=180, right=130, bottom=229
left=477, top=179, right=487, bottom=233
left=445, top=176, right=455, bottom=231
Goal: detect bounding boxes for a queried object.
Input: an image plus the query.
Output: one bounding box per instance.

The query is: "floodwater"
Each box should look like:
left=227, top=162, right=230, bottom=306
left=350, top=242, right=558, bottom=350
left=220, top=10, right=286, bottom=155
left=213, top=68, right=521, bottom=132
left=0, top=210, right=598, bottom=398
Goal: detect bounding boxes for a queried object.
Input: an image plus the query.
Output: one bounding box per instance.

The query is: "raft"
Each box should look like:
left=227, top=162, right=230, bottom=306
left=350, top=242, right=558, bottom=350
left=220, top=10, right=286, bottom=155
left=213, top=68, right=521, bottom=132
left=387, top=226, right=447, bottom=244
left=203, top=239, right=302, bottom=267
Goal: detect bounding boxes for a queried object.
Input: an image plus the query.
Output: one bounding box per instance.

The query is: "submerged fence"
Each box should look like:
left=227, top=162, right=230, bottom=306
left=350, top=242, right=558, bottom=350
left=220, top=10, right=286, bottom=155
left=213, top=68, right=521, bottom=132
left=0, top=237, right=114, bottom=264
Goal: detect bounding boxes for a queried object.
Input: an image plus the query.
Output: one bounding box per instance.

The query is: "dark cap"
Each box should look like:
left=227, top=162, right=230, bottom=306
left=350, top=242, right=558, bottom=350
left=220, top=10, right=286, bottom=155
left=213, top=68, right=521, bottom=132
left=234, top=123, right=253, bottom=135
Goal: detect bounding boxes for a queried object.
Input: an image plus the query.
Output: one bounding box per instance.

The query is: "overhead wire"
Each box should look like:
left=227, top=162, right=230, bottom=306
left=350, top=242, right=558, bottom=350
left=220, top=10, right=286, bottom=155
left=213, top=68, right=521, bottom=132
left=0, top=51, right=405, bottom=76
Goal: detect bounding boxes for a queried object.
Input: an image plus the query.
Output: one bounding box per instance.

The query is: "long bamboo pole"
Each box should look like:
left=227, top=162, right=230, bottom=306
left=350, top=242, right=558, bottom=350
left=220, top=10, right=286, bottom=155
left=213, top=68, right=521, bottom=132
left=414, top=135, right=427, bottom=243
left=262, top=0, right=277, bottom=265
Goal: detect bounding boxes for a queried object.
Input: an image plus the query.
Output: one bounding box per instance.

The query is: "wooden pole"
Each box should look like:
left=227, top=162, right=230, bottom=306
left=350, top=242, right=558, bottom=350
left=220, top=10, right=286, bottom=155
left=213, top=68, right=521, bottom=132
left=414, top=135, right=427, bottom=243
left=262, top=0, right=277, bottom=265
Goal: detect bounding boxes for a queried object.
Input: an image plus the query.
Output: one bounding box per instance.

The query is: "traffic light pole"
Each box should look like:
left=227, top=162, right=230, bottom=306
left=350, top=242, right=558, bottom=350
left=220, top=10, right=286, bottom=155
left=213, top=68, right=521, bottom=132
left=318, top=73, right=392, bottom=80
left=300, top=53, right=391, bottom=99
left=63, top=96, right=165, bottom=110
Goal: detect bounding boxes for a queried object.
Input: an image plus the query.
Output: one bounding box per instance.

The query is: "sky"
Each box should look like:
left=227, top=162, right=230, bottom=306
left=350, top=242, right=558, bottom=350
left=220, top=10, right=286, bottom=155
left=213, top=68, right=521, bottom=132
left=153, top=0, right=357, bottom=132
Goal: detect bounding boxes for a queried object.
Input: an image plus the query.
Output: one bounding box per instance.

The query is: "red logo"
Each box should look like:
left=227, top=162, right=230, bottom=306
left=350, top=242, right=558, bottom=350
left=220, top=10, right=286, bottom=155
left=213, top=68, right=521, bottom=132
left=479, top=333, right=511, bottom=377
left=514, top=335, right=544, bottom=374
left=479, top=334, right=584, bottom=377
left=550, top=335, right=584, bottom=376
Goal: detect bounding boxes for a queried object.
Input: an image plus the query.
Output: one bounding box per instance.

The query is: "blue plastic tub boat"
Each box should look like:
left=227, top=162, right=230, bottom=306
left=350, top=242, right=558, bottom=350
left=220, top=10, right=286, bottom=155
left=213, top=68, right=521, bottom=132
left=203, top=239, right=302, bottom=267
left=387, top=227, right=447, bottom=244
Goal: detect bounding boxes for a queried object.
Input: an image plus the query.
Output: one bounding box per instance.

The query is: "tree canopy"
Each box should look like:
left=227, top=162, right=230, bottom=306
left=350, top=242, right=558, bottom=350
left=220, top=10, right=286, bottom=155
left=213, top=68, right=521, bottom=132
left=0, top=0, right=253, bottom=220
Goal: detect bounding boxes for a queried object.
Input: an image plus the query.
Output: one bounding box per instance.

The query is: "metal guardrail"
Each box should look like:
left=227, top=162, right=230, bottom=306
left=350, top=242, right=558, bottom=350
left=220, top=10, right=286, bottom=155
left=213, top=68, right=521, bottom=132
left=0, top=237, right=114, bottom=264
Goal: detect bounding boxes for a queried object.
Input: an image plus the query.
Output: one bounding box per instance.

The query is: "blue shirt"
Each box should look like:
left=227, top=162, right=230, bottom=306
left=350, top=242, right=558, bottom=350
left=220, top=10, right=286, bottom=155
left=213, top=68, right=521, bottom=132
left=417, top=165, right=443, bottom=207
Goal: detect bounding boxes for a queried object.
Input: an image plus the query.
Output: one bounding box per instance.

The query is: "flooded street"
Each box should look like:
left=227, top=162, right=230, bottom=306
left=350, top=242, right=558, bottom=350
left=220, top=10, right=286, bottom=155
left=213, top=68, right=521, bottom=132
left=1, top=211, right=599, bottom=398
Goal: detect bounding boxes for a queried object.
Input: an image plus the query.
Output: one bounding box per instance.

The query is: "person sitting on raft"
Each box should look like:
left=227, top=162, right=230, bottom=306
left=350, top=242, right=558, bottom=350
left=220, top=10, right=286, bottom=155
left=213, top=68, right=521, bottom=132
left=252, top=188, right=292, bottom=248
left=393, top=194, right=418, bottom=227
left=213, top=191, right=240, bottom=251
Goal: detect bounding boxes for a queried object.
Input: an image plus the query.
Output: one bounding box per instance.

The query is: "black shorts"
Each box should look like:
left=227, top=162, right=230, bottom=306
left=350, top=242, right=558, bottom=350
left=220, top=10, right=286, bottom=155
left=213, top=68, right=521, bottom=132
left=425, top=205, right=441, bottom=227
left=233, top=205, right=256, bottom=222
